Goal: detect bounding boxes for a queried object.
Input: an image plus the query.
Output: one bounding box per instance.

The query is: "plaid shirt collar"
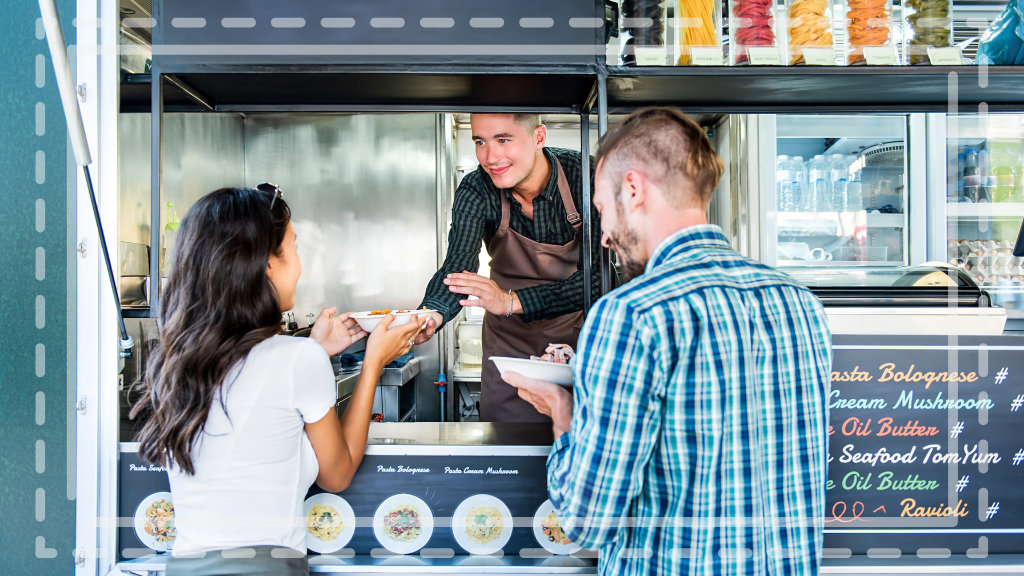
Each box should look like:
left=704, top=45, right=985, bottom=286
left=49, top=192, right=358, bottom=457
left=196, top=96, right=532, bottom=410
left=646, top=223, right=732, bottom=274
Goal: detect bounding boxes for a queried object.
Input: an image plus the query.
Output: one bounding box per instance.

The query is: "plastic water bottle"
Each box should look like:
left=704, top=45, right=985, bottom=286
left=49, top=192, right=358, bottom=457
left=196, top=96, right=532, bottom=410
left=805, top=155, right=828, bottom=213
left=847, top=156, right=863, bottom=211
left=791, top=156, right=806, bottom=212
left=828, top=154, right=849, bottom=212
left=776, top=155, right=793, bottom=211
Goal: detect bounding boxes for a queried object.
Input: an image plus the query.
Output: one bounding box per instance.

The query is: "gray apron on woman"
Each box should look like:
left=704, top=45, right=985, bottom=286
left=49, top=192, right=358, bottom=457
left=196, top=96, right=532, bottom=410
left=480, top=157, right=585, bottom=422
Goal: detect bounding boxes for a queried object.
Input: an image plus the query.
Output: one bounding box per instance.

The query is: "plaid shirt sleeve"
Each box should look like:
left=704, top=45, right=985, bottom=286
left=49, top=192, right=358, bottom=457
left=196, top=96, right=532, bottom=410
left=418, top=186, right=487, bottom=325
left=546, top=295, right=663, bottom=549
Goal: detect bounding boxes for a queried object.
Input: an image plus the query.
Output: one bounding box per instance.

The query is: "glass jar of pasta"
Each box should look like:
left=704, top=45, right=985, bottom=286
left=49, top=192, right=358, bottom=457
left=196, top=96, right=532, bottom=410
left=729, top=0, right=780, bottom=64
left=622, top=0, right=668, bottom=65
left=902, top=0, right=953, bottom=65
left=843, top=0, right=894, bottom=64
left=785, top=0, right=836, bottom=65
left=676, top=0, right=723, bottom=65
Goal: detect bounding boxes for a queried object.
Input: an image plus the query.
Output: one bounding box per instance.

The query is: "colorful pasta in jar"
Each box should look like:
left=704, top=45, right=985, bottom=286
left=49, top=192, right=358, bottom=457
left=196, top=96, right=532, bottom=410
left=676, top=0, right=722, bottom=65
left=786, top=0, right=835, bottom=64
left=844, top=0, right=893, bottom=65
left=730, top=0, right=778, bottom=64
left=902, top=0, right=953, bottom=65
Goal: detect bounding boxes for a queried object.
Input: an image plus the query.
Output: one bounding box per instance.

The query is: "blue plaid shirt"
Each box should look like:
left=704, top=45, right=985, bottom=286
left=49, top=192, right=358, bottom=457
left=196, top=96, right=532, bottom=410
left=547, top=225, right=831, bottom=576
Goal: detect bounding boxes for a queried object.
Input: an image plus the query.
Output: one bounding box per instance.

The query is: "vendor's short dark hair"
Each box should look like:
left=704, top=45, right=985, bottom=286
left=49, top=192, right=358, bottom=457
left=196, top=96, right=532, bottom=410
left=513, top=114, right=543, bottom=132
left=596, top=107, right=724, bottom=209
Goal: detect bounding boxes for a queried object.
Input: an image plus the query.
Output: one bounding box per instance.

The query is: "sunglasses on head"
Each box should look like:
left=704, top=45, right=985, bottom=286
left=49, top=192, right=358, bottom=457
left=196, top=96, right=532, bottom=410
left=256, top=182, right=283, bottom=210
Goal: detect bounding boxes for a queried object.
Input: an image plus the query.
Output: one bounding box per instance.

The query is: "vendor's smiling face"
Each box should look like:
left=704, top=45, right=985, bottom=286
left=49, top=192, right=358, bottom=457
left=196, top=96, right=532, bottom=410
left=471, top=114, right=544, bottom=190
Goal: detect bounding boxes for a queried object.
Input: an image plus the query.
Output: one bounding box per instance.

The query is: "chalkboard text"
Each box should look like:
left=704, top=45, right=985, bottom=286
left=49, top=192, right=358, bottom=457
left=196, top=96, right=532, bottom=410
left=900, top=498, right=969, bottom=518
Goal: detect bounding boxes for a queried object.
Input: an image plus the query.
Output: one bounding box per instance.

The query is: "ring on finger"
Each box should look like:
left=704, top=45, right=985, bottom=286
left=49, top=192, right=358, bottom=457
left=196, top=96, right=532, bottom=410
left=407, top=339, right=414, bottom=347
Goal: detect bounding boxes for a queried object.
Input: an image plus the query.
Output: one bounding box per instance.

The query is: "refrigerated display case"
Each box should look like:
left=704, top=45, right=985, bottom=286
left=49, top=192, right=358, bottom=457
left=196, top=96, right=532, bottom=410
left=765, top=114, right=914, bottom=269
left=945, top=113, right=1024, bottom=313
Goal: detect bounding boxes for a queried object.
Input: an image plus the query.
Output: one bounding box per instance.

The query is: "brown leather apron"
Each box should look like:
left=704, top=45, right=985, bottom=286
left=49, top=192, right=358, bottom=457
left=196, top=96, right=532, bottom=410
left=480, top=157, right=585, bottom=422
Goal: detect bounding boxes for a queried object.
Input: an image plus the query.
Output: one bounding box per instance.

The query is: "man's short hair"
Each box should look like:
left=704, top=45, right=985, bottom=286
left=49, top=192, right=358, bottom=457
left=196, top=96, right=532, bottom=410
left=595, top=107, right=724, bottom=210
left=512, top=114, right=543, bottom=133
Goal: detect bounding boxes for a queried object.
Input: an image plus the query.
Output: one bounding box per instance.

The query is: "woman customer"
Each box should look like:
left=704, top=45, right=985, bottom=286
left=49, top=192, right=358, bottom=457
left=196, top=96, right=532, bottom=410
left=130, top=186, right=423, bottom=575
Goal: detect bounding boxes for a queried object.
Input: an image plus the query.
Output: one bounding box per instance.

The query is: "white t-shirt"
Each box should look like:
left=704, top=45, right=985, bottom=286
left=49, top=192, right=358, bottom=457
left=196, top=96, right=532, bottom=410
left=168, top=335, right=336, bottom=556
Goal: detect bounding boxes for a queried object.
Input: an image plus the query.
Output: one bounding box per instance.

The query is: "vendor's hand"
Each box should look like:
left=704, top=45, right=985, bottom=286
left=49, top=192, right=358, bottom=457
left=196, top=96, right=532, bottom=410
left=364, top=314, right=425, bottom=371
left=413, top=312, right=443, bottom=345
left=311, top=308, right=368, bottom=357
left=444, top=272, right=520, bottom=316
left=504, top=371, right=573, bottom=439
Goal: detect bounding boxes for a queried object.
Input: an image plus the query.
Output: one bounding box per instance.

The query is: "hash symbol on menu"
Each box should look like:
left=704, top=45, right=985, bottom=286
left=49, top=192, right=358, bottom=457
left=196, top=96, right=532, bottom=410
left=995, top=367, right=1009, bottom=384
left=986, top=502, right=1000, bottom=520
left=950, top=422, right=965, bottom=438
left=1013, top=449, right=1024, bottom=466
left=1013, top=395, right=1024, bottom=412
left=956, top=476, right=970, bottom=492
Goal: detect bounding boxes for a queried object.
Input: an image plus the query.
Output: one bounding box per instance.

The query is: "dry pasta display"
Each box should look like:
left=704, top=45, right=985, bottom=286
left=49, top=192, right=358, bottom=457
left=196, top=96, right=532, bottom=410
left=786, top=0, right=834, bottom=64
left=622, top=0, right=666, bottom=65
left=844, top=0, right=893, bottom=64
left=676, top=0, right=721, bottom=65
left=902, top=0, right=953, bottom=65
left=729, top=0, right=779, bottom=64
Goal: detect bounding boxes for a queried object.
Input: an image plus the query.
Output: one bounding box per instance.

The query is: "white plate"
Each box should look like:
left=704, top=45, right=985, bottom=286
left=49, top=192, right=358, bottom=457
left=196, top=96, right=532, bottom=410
left=350, top=310, right=436, bottom=333
left=133, top=491, right=176, bottom=552
left=490, top=357, right=574, bottom=386
left=451, top=494, right=513, bottom=555
left=304, top=493, right=356, bottom=554
left=373, top=494, right=434, bottom=555
left=533, top=500, right=581, bottom=555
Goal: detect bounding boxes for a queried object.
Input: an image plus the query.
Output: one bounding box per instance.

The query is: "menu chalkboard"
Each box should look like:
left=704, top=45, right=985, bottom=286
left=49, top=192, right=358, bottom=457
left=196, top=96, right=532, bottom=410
left=824, top=334, right=1024, bottom=556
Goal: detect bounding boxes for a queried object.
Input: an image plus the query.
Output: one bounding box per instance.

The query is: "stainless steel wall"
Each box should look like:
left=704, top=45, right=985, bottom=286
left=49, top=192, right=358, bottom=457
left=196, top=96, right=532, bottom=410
left=118, top=113, right=245, bottom=246
left=243, top=114, right=442, bottom=420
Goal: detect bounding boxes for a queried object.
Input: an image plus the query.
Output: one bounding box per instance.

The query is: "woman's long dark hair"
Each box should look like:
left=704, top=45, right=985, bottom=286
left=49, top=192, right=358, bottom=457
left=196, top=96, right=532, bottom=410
left=130, top=187, right=291, bottom=474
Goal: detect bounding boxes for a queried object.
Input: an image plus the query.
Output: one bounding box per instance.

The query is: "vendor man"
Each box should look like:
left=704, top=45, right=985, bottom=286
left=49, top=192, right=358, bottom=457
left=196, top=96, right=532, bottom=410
left=414, top=114, right=599, bottom=422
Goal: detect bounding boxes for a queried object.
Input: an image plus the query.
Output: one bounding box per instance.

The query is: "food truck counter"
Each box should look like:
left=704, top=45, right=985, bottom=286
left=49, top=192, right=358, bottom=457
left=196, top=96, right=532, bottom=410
left=118, top=331, right=1024, bottom=575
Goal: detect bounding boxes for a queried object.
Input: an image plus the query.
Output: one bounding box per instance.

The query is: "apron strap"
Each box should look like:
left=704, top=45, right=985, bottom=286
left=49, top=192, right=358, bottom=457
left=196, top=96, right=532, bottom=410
left=553, top=158, right=582, bottom=227
left=498, top=186, right=512, bottom=232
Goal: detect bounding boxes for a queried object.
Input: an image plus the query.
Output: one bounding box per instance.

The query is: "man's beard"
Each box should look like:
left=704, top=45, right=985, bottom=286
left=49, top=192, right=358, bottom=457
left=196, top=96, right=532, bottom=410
left=608, top=200, right=646, bottom=282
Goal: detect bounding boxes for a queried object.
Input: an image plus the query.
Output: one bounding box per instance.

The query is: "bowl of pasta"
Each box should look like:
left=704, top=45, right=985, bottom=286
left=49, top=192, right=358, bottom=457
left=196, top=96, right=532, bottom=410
left=350, top=309, right=436, bottom=333
left=452, top=494, right=513, bottom=555
left=304, top=493, right=356, bottom=554
left=133, top=492, right=176, bottom=552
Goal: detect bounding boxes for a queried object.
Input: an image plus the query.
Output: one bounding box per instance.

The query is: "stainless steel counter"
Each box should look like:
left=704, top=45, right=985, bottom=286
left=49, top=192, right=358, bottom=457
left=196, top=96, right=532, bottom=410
left=118, top=554, right=597, bottom=574
left=116, top=553, right=1024, bottom=575
left=367, top=422, right=554, bottom=446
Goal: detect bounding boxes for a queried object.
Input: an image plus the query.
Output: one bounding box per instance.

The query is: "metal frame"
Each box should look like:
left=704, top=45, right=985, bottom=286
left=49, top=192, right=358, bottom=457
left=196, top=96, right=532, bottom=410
left=908, top=113, right=929, bottom=265
left=84, top=18, right=1024, bottom=575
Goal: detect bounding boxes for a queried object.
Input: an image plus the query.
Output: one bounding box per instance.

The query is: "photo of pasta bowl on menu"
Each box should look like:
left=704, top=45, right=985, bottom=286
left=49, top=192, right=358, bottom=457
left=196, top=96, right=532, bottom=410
left=350, top=309, right=436, bottom=333
left=133, top=491, right=176, bottom=552
left=533, top=499, right=582, bottom=555
left=373, top=494, right=434, bottom=555
left=452, top=494, right=514, bottom=555
left=304, top=493, right=356, bottom=554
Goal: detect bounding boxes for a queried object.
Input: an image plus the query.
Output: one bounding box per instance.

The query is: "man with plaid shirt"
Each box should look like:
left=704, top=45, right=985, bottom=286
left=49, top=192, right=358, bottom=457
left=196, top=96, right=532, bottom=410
left=508, top=107, right=832, bottom=575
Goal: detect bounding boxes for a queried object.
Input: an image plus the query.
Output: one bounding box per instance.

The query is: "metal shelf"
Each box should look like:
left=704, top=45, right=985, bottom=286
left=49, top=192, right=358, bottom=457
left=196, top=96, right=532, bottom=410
left=605, top=65, right=1024, bottom=112
left=947, top=202, right=1024, bottom=219
left=125, top=65, right=601, bottom=113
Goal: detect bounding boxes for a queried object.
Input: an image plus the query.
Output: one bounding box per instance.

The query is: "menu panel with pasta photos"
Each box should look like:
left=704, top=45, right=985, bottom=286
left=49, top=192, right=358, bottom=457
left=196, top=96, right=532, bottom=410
left=306, top=454, right=560, bottom=556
